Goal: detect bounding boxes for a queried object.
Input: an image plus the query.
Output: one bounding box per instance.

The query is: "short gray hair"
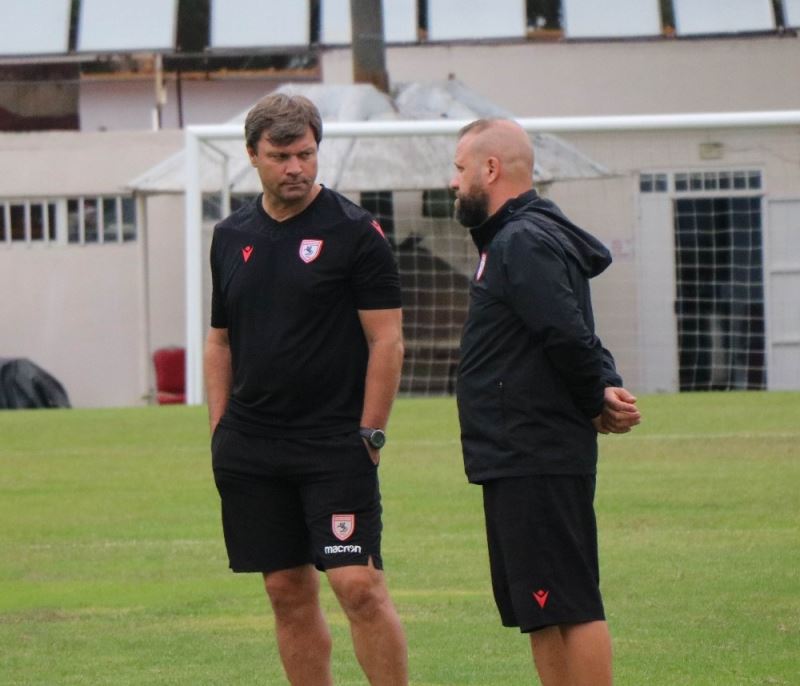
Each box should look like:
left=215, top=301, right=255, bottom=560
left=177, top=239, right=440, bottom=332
left=457, top=118, right=500, bottom=140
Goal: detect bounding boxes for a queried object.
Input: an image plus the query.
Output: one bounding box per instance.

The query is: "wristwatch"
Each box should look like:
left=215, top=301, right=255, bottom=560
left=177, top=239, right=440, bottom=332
left=359, top=427, right=386, bottom=450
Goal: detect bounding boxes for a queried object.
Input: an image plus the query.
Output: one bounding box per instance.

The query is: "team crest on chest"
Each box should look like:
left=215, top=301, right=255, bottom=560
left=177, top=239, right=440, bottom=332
left=332, top=514, right=355, bottom=541
left=299, top=239, right=324, bottom=263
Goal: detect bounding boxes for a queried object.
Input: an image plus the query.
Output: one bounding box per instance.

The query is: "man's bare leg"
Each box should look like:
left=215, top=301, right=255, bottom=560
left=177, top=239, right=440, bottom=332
left=530, top=620, right=613, bottom=686
left=530, top=626, right=572, bottom=686
left=327, top=560, right=408, bottom=685
left=264, top=565, right=333, bottom=686
left=561, top=620, right=613, bottom=686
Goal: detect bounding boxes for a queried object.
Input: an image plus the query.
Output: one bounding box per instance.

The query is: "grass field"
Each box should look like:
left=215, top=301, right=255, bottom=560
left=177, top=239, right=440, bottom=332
left=1, top=392, right=798, bottom=685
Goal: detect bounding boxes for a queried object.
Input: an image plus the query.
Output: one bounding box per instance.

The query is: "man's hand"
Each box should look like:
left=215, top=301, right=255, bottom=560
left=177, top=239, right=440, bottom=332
left=592, top=386, right=641, bottom=434
left=362, top=441, right=381, bottom=466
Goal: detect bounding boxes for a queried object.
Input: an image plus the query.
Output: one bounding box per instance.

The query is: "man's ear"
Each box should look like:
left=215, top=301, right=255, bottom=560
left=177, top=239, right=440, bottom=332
left=246, top=146, right=257, bottom=166
left=486, top=156, right=500, bottom=184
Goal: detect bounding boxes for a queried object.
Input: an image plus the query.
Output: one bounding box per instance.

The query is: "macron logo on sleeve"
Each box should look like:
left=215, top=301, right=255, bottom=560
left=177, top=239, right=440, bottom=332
left=242, top=245, right=253, bottom=263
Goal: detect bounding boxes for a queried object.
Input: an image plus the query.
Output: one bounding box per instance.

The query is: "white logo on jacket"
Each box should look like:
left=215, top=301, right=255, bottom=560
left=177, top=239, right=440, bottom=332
left=475, top=252, right=488, bottom=280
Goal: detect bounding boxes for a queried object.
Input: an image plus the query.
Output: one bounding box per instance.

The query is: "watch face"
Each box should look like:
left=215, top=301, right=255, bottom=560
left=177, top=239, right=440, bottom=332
left=369, top=430, right=386, bottom=449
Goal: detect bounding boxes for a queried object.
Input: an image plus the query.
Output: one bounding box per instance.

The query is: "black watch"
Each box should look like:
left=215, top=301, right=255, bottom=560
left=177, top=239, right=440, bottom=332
left=359, top=427, right=386, bottom=450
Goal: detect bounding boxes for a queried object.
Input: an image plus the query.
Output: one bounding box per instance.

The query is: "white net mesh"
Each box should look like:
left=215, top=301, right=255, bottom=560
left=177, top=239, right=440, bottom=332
left=673, top=194, right=766, bottom=390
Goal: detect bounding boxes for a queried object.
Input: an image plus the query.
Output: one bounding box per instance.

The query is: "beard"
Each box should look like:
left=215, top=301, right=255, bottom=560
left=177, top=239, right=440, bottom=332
left=454, top=187, right=490, bottom=228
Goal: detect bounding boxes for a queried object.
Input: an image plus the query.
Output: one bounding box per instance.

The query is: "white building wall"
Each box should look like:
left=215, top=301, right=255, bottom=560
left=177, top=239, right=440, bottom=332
left=74, top=36, right=800, bottom=133
left=321, top=37, right=800, bottom=117
left=0, top=243, right=144, bottom=407
left=144, top=194, right=186, bottom=353
left=0, top=130, right=184, bottom=407
left=80, top=77, right=282, bottom=132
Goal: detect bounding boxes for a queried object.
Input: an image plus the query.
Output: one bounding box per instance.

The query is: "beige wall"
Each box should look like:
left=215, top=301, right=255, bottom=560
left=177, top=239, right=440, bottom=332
left=79, top=78, right=279, bottom=132
left=0, top=130, right=184, bottom=407
left=0, top=243, right=146, bottom=407
left=144, top=194, right=186, bottom=353
left=546, top=175, right=642, bottom=389
left=0, top=194, right=188, bottom=408
left=0, top=130, right=183, bottom=195
left=322, top=35, right=800, bottom=116
left=77, top=36, right=800, bottom=133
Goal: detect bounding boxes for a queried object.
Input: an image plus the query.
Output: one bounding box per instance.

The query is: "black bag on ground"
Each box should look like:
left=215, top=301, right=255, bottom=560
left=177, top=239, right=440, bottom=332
left=0, top=358, right=71, bottom=409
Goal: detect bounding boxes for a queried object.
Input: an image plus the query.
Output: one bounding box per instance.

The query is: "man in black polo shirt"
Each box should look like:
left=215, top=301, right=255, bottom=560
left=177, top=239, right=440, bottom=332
left=451, top=118, right=641, bottom=686
left=205, top=93, right=407, bottom=685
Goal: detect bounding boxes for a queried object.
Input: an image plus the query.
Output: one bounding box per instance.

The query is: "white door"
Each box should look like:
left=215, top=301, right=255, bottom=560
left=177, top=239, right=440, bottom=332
left=637, top=194, right=679, bottom=392
left=766, top=199, right=800, bottom=389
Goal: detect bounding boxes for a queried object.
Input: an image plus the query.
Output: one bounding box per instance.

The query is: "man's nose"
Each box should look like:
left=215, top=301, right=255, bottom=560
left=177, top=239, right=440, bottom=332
left=286, top=156, right=302, bottom=174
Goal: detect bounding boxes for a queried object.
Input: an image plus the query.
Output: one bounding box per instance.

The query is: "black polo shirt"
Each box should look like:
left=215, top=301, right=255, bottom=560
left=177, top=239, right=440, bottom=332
left=210, top=188, right=401, bottom=438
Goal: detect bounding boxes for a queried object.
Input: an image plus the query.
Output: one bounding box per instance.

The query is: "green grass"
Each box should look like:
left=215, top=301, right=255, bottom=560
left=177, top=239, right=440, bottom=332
left=1, top=393, right=798, bottom=685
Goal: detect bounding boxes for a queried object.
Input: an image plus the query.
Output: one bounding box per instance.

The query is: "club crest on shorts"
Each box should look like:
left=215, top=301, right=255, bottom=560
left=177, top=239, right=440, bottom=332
left=332, top=514, right=355, bottom=541
left=299, top=239, right=323, bottom=263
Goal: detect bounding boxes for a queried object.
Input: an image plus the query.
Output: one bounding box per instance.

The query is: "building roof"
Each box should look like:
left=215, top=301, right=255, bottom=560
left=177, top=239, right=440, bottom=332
left=128, top=80, right=607, bottom=195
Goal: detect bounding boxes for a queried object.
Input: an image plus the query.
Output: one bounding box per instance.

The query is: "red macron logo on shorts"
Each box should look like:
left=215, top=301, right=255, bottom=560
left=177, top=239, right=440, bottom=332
left=533, top=589, right=549, bottom=609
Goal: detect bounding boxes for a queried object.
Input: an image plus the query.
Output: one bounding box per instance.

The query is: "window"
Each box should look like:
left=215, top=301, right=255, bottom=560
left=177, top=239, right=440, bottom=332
left=428, top=0, right=526, bottom=40
left=422, top=188, right=456, bottom=217
left=672, top=0, right=775, bottom=36
left=210, top=0, right=309, bottom=49
left=674, top=196, right=766, bottom=390
left=0, top=196, right=137, bottom=245
left=639, top=173, right=669, bottom=193
left=562, top=0, right=662, bottom=39
left=121, top=197, right=136, bottom=241
left=527, top=0, right=562, bottom=30
left=82, top=198, right=99, bottom=243
left=10, top=204, right=26, bottom=241
left=0, top=0, right=71, bottom=56
left=77, top=0, right=178, bottom=52
left=1, top=201, right=57, bottom=243
left=201, top=193, right=258, bottom=221
left=360, top=190, right=396, bottom=245
left=672, top=170, right=762, bottom=193
left=638, top=168, right=767, bottom=391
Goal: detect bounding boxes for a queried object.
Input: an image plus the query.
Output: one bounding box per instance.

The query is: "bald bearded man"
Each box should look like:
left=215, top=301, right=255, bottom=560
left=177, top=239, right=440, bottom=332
left=451, top=118, right=641, bottom=686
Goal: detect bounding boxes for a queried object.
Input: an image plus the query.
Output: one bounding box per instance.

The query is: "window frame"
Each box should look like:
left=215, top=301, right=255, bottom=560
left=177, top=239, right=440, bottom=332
left=0, top=195, right=137, bottom=246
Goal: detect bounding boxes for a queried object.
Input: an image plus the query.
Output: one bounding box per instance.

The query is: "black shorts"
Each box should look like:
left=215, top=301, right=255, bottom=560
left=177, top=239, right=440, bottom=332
left=481, top=474, right=605, bottom=633
left=211, top=426, right=383, bottom=573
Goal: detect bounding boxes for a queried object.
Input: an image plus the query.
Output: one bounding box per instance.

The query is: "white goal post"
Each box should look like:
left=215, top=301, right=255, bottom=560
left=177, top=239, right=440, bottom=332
left=184, top=110, right=800, bottom=405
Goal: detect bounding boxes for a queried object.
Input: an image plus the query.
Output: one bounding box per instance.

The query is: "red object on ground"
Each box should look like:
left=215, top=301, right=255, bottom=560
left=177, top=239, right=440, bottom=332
left=153, top=347, right=186, bottom=405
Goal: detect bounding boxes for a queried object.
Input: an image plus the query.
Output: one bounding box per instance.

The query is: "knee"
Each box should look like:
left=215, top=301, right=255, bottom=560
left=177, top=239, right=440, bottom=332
left=332, top=571, right=386, bottom=621
left=264, top=569, right=319, bottom=618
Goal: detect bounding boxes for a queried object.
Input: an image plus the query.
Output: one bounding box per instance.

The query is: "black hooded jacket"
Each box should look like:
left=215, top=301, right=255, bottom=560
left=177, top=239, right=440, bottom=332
left=456, top=189, right=623, bottom=483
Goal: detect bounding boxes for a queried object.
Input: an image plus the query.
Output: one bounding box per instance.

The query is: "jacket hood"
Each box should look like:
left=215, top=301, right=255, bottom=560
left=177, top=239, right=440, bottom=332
left=471, top=189, right=613, bottom=278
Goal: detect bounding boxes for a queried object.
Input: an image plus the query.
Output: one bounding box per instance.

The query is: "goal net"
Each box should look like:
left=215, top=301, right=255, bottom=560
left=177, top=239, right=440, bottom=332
left=184, top=112, right=800, bottom=403
left=199, top=185, right=474, bottom=397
